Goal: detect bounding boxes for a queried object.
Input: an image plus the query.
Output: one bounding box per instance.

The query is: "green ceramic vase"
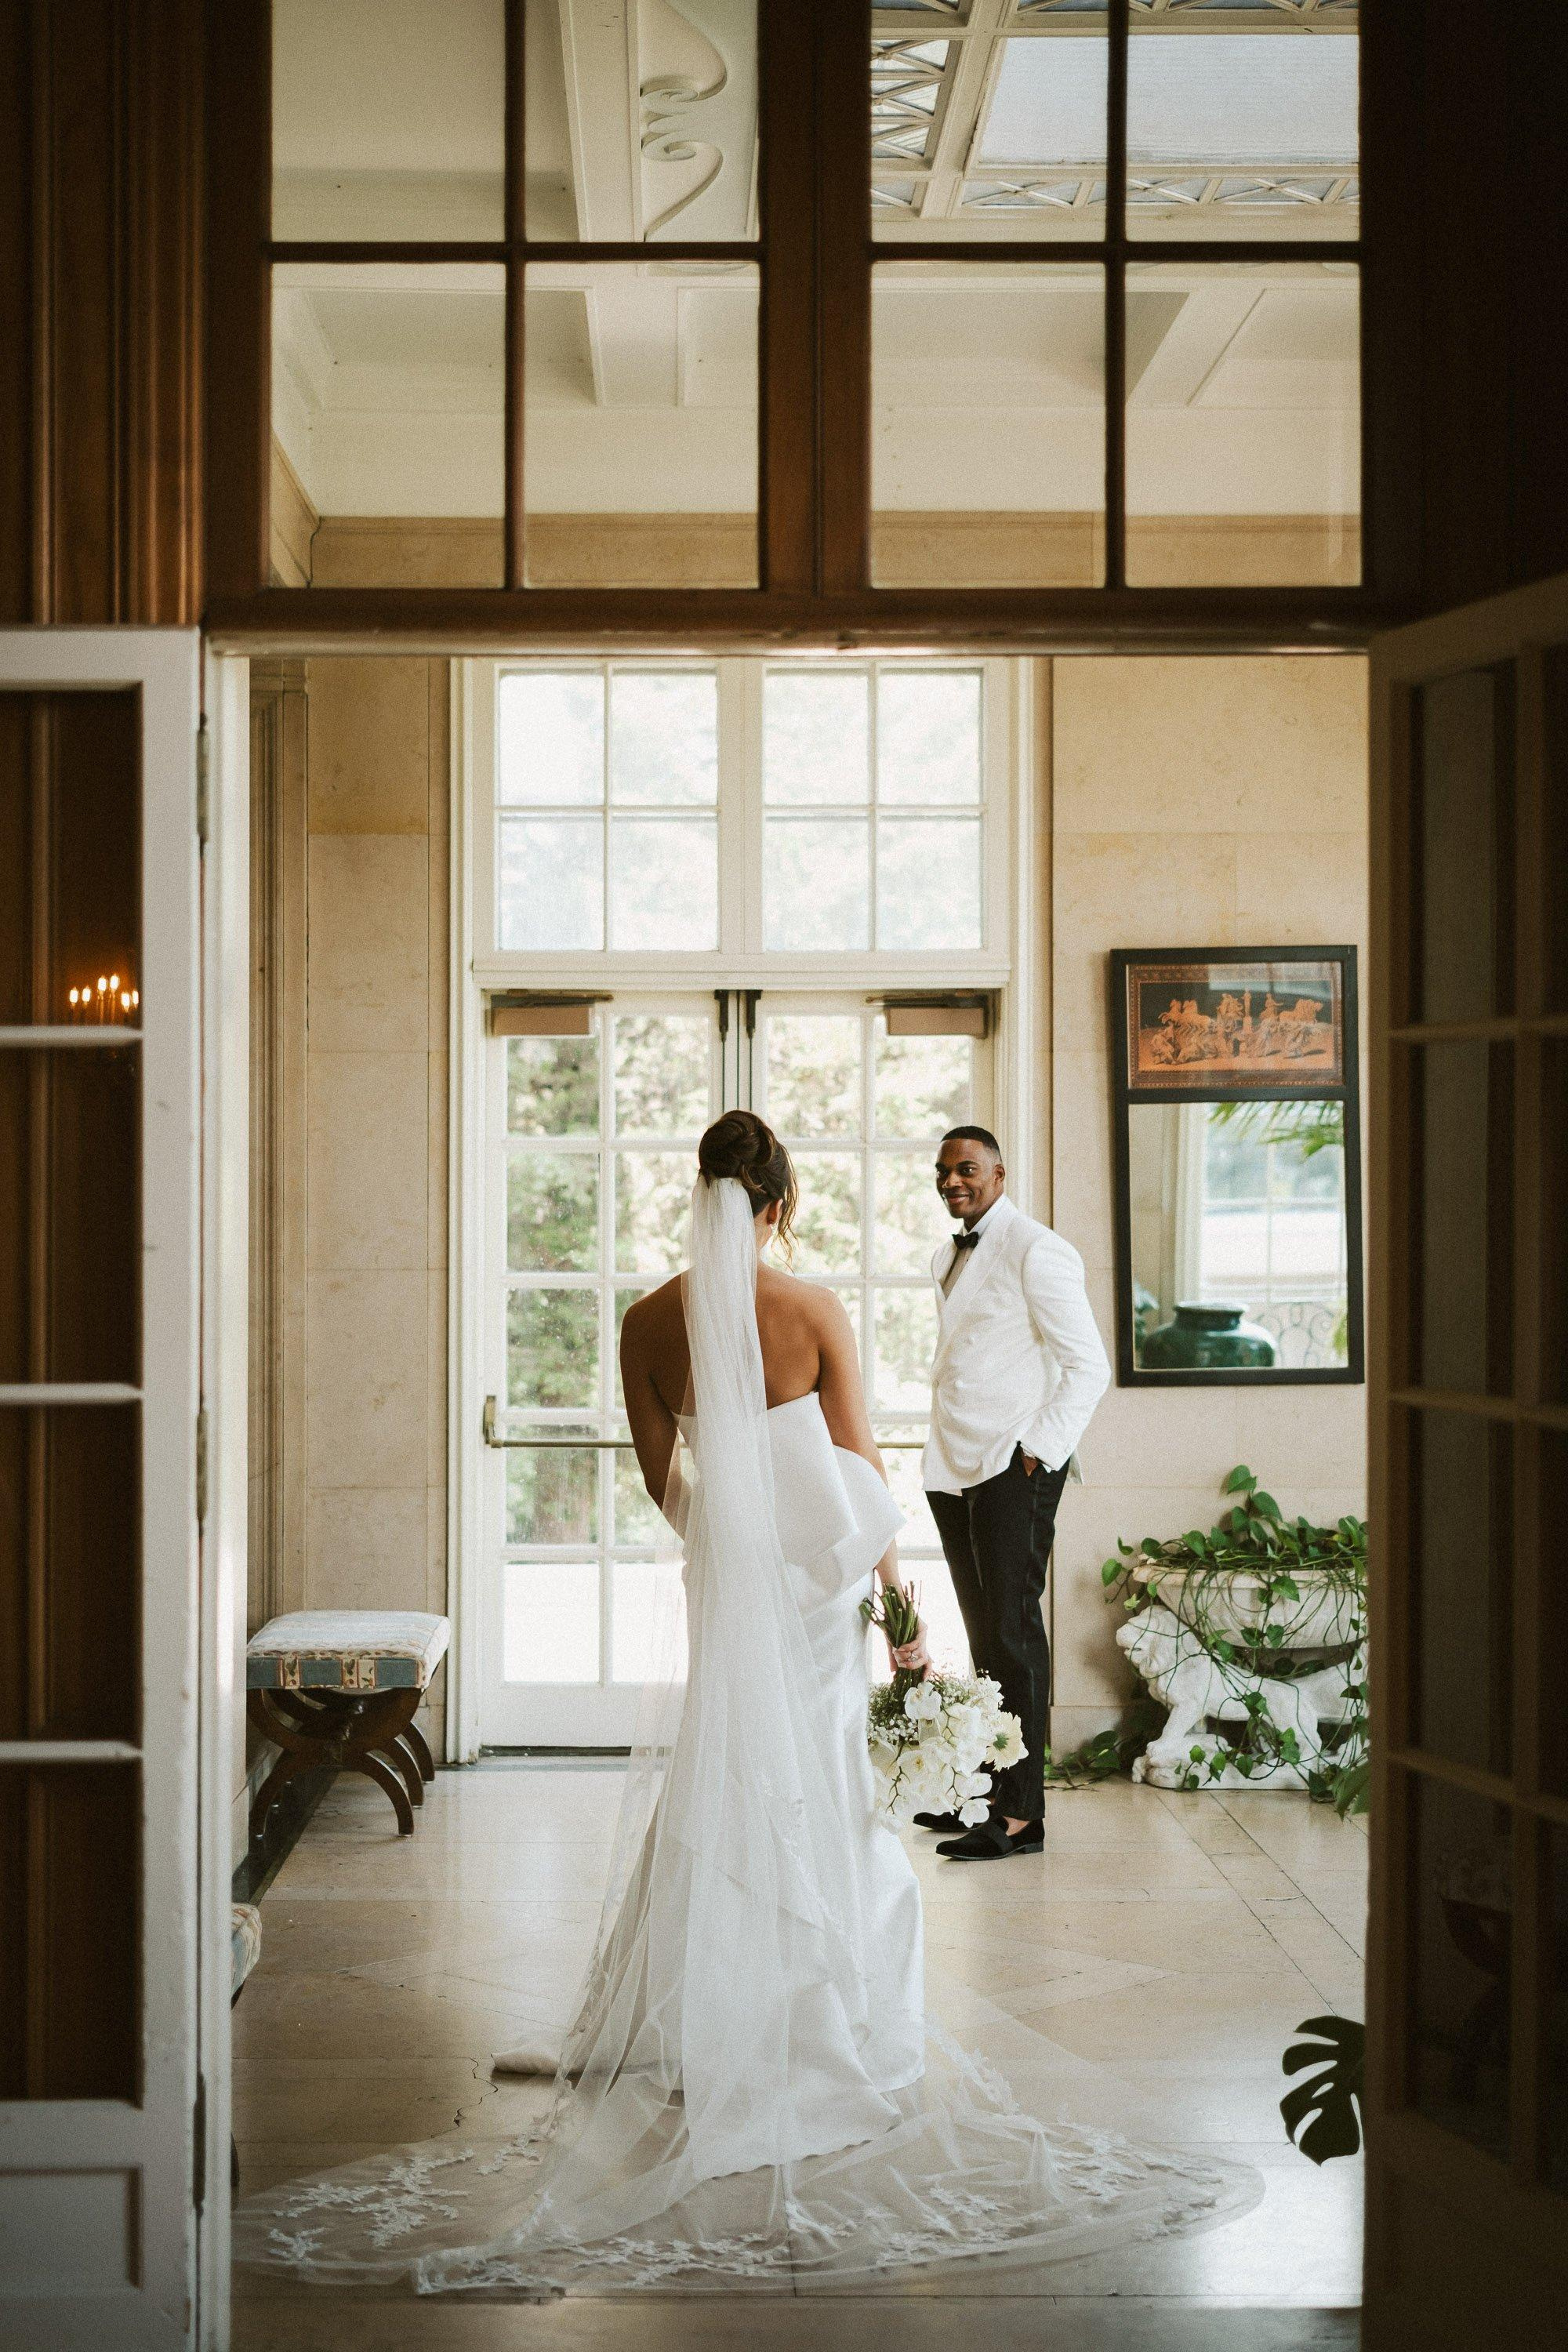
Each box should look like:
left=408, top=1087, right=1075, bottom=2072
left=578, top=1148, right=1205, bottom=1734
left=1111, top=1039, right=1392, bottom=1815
left=1142, top=1301, right=1277, bottom=1370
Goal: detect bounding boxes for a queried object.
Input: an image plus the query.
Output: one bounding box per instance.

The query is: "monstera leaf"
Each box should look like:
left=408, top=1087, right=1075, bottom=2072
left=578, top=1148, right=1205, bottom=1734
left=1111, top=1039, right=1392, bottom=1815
left=1281, top=2014, right=1364, bottom=2164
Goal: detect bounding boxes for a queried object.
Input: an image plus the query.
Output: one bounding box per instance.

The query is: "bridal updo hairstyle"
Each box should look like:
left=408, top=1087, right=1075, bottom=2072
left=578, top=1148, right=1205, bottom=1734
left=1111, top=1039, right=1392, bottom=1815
left=698, top=1109, right=798, bottom=1255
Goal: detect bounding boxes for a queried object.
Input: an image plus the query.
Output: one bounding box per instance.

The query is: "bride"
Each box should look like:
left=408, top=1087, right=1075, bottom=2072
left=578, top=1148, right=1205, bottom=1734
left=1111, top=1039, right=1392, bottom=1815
left=235, top=1111, right=1259, bottom=2296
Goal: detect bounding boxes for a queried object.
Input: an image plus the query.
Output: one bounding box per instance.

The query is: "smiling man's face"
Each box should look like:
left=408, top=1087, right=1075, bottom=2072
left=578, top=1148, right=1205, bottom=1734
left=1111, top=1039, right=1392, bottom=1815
left=935, top=1136, right=1006, bottom=1229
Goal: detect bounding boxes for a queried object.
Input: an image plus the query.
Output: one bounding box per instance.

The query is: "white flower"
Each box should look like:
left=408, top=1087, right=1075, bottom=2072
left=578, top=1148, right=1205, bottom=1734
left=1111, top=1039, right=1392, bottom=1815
left=988, top=1716, right=1026, bottom=1766
left=869, top=1669, right=1029, bottom=1824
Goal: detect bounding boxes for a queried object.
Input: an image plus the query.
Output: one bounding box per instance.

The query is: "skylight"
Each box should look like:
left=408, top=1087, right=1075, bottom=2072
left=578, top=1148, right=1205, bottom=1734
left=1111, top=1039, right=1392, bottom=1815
left=978, top=33, right=1357, bottom=170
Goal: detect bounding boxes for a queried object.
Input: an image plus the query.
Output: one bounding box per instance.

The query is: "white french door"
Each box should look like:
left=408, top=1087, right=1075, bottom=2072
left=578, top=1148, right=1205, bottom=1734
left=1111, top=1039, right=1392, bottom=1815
left=751, top=996, right=992, bottom=1670
left=0, top=630, right=206, bottom=2346
left=479, top=993, right=725, bottom=1744
left=477, top=989, right=993, bottom=1747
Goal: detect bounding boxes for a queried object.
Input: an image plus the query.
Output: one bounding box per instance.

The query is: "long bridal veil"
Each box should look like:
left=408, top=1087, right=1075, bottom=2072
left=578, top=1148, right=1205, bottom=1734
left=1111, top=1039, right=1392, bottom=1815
left=234, top=1178, right=1261, bottom=2296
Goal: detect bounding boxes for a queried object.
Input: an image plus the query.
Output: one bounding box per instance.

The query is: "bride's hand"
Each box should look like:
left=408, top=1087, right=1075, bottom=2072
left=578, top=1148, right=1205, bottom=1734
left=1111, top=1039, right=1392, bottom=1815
left=889, top=1624, right=932, bottom=1678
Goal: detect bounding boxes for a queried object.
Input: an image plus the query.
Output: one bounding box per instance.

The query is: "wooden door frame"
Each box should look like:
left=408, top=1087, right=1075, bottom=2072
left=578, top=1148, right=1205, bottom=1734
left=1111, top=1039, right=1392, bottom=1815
left=203, top=0, right=1397, bottom=653
left=1366, top=572, right=1568, bottom=2343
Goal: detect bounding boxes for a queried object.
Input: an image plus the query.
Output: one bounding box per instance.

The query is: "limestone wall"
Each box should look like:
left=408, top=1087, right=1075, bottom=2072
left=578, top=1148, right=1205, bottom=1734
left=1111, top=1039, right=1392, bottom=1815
left=1044, top=654, right=1370, bottom=1755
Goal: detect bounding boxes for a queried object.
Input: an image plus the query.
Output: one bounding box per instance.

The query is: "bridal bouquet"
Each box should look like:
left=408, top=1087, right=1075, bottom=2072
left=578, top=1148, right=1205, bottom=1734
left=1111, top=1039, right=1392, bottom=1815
left=861, top=1584, right=1026, bottom=1828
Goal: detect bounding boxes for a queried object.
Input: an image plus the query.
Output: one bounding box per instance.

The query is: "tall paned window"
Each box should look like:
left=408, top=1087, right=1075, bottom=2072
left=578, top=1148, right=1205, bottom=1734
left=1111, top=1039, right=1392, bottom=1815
left=466, top=656, right=1017, bottom=1744
left=218, top=2, right=1366, bottom=625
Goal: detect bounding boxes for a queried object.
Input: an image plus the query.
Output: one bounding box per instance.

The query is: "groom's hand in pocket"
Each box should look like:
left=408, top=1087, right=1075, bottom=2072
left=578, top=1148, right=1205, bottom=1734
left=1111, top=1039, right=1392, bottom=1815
left=1022, top=1451, right=1038, bottom=1477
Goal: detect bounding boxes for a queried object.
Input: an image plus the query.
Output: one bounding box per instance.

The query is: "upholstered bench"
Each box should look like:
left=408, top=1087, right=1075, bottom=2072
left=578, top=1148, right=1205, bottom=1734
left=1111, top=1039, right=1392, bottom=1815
left=246, top=1609, right=448, bottom=1838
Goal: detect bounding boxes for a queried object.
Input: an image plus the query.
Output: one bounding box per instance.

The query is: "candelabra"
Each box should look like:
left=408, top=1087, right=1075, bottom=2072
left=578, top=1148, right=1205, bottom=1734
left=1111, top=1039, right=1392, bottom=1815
left=66, top=974, right=139, bottom=1024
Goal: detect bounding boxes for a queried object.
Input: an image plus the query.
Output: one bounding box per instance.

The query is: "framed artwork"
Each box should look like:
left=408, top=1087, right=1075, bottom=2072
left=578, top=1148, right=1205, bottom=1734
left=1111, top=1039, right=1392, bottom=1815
left=1108, top=946, right=1363, bottom=1388
left=1119, top=951, right=1346, bottom=1097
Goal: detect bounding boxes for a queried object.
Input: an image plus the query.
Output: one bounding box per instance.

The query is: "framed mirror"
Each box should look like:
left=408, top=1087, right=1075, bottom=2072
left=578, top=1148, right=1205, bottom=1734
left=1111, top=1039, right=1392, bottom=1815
left=1109, top=946, right=1363, bottom=1387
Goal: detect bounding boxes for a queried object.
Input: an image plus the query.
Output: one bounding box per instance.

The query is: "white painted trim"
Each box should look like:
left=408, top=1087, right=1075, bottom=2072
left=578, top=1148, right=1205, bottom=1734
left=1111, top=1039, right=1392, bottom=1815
left=448, top=662, right=487, bottom=1764
left=196, top=648, right=252, bottom=2350
left=0, top=1383, right=141, bottom=1405
left=0, top=1742, right=140, bottom=1766
left=471, top=953, right=1016, bottom=989
left=0, top=1025, right=144, bottom=1046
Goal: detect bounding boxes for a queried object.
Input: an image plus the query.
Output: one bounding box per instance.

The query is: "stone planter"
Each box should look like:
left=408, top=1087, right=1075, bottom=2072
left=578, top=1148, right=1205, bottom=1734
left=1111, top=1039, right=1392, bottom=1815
left=1151, top=1563, right=1362, bottom=1653
left=1117, top=1563, right=1366, bottom=1792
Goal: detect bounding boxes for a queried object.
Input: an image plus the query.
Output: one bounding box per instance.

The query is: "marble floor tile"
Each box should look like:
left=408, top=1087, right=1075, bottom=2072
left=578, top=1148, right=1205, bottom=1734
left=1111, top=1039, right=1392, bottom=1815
left=230, top=1763, right=1367, bottom=2340
left=232, top=2292, right=1359, bottom=2352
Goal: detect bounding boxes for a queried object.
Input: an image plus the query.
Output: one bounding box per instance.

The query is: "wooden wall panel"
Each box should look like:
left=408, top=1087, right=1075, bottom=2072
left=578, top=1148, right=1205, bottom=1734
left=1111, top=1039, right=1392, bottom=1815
left=0, top=1408, right=141, bottom=1745
left=0, top=0, right=202, bottom=625
left=0, top=1764, right=140, bottom=2100
left=1368, top=5, right=1568, bottom=613
left=0, top=2, right=35, bottom=615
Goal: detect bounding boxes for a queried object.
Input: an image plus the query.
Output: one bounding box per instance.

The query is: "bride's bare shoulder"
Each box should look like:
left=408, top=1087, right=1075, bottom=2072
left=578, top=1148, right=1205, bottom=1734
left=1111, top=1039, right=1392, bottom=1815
left=757, top=1265, right=850, bottom=1331
left=620, top=1275, right=684, bottom=1343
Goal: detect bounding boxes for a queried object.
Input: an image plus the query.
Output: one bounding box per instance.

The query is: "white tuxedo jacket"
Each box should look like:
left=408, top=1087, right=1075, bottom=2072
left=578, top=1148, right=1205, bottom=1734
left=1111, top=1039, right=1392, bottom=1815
left=922, top=1195, right=1111, bottom=1495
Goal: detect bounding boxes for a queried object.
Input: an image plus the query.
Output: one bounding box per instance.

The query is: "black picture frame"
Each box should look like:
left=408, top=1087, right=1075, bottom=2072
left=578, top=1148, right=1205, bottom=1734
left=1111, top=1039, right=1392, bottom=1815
left=1109, top=945, right=1365, bottom=1389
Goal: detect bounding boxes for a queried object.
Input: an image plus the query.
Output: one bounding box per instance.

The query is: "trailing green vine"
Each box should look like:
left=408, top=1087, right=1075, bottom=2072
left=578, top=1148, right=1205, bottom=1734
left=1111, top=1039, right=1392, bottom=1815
left=1040, top=1700, right=1164, bottom=1789
left=1102, top=1465, right=1369, bottom=1812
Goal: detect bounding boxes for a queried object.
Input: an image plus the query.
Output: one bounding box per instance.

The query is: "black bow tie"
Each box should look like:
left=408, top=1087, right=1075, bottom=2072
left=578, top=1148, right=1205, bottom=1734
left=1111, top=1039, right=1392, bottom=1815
left=952, top=1229, right=982, bottom=1250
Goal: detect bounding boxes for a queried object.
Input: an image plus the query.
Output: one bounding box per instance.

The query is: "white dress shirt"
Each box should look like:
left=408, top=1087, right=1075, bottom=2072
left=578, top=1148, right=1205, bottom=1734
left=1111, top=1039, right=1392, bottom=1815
left=938, top=1195, right=1004, bottom=1298
left=923, top=1193, right=1111, bottom=1496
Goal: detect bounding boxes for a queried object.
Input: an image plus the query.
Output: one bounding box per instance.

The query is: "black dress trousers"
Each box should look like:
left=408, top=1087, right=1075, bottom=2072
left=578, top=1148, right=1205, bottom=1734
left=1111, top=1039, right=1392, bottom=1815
left=927, top=1446, right=1069, bottom=1820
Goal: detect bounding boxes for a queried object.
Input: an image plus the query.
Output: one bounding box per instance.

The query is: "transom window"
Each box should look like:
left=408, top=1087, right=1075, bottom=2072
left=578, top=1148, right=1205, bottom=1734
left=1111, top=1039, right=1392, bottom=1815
left=219, top=1, right=1367, bottom=617
left=497, top=670, right=720, bottom=953
left=472, top=656, right=1011, bottom=978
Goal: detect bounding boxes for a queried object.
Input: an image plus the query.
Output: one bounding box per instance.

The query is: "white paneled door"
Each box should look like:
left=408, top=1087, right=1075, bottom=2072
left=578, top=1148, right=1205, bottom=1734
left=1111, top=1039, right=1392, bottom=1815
left=0, top=630, right=206, bottom=2346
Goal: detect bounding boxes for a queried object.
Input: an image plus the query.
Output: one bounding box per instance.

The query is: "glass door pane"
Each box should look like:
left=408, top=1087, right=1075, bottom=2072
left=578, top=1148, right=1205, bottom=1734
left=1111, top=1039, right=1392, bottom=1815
left=754, top=997, right=988, bottom=1672
left=482, top=991, right=996, bottom=1743
left=481, top=996, right=720, bottom=1745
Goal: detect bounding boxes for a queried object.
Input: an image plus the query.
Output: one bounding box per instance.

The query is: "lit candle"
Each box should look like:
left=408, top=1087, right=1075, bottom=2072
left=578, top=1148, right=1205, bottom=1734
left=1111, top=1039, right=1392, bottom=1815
left=120, top=992, right=131, bottom=1016
left=131, top=989, right=139, bottom=1012
left=69, top=987, right=79, bottom=1022
left=96, top=977, right=107, bottom=1025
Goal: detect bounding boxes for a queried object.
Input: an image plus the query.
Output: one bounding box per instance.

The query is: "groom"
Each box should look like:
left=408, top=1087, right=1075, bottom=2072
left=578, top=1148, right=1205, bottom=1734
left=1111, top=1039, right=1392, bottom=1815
left=917, top=1129, right=1110, bottom=1862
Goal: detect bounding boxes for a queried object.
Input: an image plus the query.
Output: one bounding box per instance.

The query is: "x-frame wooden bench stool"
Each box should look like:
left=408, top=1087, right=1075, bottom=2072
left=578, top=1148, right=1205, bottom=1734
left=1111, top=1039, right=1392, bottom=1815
left=246, top=1610, right=449, bottom=1838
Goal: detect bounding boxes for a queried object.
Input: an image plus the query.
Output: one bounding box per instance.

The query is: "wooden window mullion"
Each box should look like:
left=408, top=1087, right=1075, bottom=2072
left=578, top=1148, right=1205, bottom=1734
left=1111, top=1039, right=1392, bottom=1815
left=205, top=0, right=271, bottom=597
left=1105, top=0, right=1129, bottom=593
left=759, top=0, right=816, bottom=597
left=1508, top=648, right=1548, bottom=2187
left=504, top=0, right=525, bottom=590
left=817, top=0, right=870, bottom=597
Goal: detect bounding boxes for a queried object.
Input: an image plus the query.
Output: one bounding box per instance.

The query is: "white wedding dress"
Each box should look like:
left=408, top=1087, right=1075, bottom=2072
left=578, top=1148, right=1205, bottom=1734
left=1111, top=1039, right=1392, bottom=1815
left=234, top=1179, right=1259, bottom=2296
